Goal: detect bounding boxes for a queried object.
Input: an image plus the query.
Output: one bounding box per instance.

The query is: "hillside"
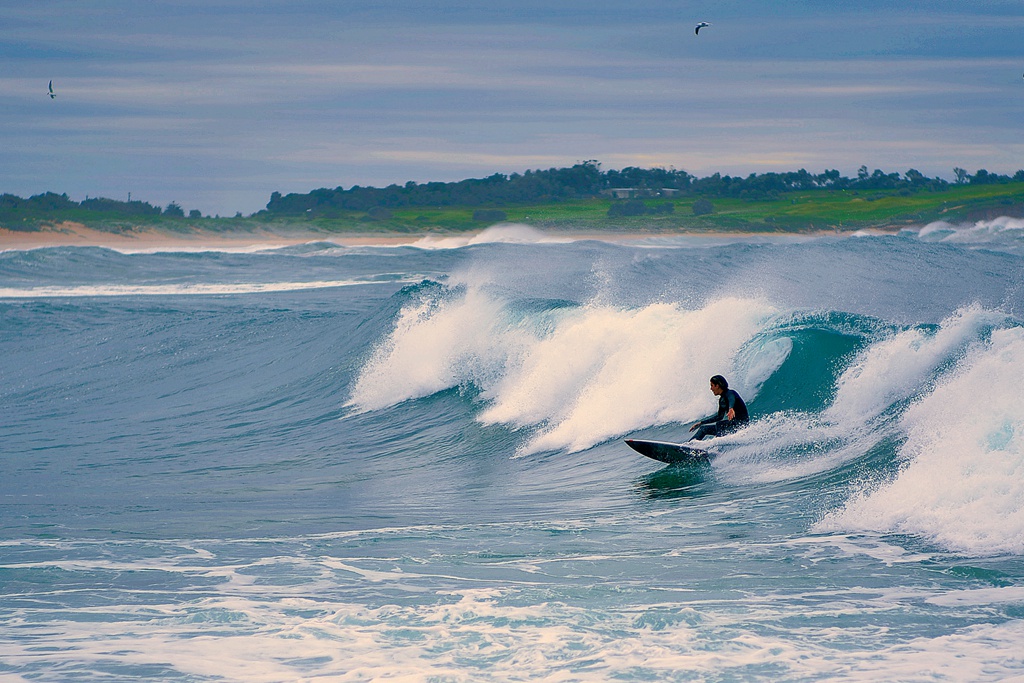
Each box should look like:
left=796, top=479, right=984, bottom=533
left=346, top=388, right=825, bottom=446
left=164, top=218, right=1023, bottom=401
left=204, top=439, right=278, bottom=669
left=4, top=165, right=1024, bottom=236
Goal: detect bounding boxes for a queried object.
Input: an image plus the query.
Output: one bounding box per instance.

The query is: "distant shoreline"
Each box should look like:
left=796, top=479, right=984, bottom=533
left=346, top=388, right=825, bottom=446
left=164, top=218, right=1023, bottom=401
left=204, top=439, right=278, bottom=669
left=0, top=221, right=907, bottom=251
left=5, top=180, right=1024, bottom=241
left=0, top=223, right=423, bottom=251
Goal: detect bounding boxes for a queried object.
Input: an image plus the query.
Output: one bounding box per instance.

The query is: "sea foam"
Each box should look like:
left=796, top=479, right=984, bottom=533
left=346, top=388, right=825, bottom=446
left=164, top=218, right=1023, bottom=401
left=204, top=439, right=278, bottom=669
left=0, top=279, right=396, bottom=298
left=409, top=224, right=575, bottom=249
left=347, top=288, right=779, bottom=454
left=825, top=304, right=1004, bottom=424
left=915, top=216, right=1024, bottom=254
left=716, top=306, right=1006, bottom=484
left=817, top=325, right=1024, bottom=555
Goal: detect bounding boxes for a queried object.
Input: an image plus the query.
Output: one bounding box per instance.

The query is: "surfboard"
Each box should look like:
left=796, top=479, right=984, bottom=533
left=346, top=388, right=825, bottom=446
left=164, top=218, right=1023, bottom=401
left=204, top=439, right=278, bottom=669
left=624, top=438, right=712, bottom=465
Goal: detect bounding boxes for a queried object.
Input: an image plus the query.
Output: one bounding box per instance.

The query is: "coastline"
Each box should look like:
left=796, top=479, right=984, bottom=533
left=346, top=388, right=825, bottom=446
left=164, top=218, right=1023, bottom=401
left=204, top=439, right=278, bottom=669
left=0, top=222, right=423, bottom=251
left=0, top=221, right=901, bottom=252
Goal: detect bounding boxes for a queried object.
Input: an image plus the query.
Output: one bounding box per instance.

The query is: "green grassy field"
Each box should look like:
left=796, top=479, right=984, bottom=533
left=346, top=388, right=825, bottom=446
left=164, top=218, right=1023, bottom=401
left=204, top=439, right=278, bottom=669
left=7, top=182, right=1024, bottom=235
left=287, top=181, right=1024, bottom=234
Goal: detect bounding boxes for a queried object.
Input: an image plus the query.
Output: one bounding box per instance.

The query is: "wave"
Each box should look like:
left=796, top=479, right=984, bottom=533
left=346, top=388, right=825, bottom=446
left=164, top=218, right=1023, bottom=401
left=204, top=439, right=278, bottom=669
left=347, top=284, right=1023, bottom=550
left=816, top=324, right=1024, bottom=555
left=406, top=224, right=578, bottom=250
left=0, top=278, right=410, bottom=298
left=715, top=306, right=1006, bottom=483
left=346, top=283, right=786, bottom=454
left=825, top=304, right=1005, bottom=424
left=5, top=530, right=1024, bottom=681
left=912, top=216, right=1024, bottom=254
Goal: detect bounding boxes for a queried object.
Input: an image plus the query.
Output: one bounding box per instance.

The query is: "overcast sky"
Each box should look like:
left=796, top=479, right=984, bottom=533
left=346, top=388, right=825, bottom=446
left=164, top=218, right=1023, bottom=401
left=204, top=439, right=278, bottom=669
left=2, top=1, right=1023, bottom=215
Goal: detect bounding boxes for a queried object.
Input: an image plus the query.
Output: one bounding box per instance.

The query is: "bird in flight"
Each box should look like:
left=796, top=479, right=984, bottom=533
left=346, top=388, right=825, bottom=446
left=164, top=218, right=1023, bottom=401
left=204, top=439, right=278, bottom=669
left=48, top=80, right=56, bottom=99
left=695, top=22, right=711, bottom=35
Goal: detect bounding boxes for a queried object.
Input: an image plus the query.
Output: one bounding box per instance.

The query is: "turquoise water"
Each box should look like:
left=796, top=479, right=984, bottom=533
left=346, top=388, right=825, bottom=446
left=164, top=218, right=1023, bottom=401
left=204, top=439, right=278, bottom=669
left=2, top=223, right=1024, bottom=680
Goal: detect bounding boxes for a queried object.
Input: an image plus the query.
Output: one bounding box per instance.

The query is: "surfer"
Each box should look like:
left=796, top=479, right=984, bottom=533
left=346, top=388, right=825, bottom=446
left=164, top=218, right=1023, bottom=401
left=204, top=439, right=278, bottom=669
left=689, top=375, right=748, bottom=441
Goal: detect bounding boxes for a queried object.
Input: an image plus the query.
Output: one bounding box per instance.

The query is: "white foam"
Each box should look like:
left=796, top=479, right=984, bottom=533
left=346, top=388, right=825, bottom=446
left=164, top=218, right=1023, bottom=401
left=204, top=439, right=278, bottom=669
left=715, top=306, right=1005, bottom=485
left=491, top=298, right=776, bottom=455
left=928, top=586, right=1024, bottom=607
left=826, top=304, right=1004, bottom=424
left=3, top=573, right=1023, bottom=681
left=915, top=216, right=1024, bottom=250
left=347, top=285, right=518, bottom=410
left=917, top=220, right=957, bottom=238
left=0, top=242, right=321, bottom=255
left=0, top=279, right=400, bottom=298
left=406, top=226, right=834, bottom=251
left=408, top=224, right=578, bottom=249
left=99, top=243, right=306, bottom=255
left=348, top=290, right=779, bottom=453
left=817, top=326, right=1024, bottom=555
left=3, top=531, right=1024, bottom=681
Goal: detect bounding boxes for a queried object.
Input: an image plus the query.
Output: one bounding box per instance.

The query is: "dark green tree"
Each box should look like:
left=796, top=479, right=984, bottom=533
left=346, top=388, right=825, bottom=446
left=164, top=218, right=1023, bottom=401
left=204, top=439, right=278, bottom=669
left=692, top=198, right=714, bottom=216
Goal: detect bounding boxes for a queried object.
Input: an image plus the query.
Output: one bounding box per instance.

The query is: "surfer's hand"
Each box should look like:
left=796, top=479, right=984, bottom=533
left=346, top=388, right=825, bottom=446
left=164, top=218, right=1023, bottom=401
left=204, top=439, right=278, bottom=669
left=727, top=408, right=735, bottom=421
left=689, top=422, right=699, bottom=431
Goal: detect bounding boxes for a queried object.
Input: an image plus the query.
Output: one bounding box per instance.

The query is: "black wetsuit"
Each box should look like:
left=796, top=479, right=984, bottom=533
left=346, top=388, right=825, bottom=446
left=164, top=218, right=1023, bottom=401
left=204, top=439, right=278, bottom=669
left=691, top=389, right=748, bottom=441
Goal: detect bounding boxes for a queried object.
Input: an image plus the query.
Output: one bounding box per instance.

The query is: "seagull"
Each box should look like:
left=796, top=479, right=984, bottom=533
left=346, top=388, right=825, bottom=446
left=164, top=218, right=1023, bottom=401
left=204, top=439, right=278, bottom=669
left=48, top=80, right=55, bottom=99
left=695, top=21, right=711, bottom=35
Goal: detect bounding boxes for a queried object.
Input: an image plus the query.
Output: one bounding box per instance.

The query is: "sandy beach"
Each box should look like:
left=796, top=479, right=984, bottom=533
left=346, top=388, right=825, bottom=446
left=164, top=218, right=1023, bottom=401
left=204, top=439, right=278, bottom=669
left=0, top=222, right=428, bottom=251
left=1, top=221, right=888, bottom=253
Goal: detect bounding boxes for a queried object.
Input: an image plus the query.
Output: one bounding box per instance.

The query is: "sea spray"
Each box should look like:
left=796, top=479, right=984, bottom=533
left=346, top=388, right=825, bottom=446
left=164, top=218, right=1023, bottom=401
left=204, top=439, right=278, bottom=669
left=348, top=286, right=779, bottom=453
left=825, top=304, right=1005, bottom=424
left=716, top=306, right=1007, bottom=484
left=490, top=297, right=777, bottom=454
left=346, top=284, right=517, bottom=412
left=816, top=326, right=1024, bottom=555
left=917, top=216, right=1024, bottom=252
left=409, top=224, right=573, bottom=250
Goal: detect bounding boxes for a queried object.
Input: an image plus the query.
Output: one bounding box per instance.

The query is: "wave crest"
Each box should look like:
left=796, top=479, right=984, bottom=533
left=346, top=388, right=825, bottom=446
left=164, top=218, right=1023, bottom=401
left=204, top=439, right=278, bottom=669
left=347, top=287, right=780, bottom=454
left=816, top=324, right=1024, bottom=555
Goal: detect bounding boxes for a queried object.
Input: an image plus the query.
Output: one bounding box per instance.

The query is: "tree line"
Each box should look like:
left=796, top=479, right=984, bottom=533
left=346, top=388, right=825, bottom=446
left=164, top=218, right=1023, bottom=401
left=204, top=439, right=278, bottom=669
left=3, top=162, right=1023, bottom=227
left=0, top=192, right=211, bottom=228
left=259, top=162, right=1024, bottom=217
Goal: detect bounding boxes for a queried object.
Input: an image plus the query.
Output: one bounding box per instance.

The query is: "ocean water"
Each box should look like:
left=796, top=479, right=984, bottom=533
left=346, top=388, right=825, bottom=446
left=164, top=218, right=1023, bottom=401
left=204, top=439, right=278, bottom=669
left=2, top=219, right=1024, bottom=681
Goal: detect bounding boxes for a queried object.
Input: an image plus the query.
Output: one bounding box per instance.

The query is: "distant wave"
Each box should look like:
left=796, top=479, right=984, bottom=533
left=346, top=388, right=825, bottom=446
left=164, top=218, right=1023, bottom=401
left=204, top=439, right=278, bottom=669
left=408, top=224, right=577, bottom=249
left=0, top=278, right=410, bottom=298
left=404, top=224, right=832, bottom=250
left=0, top=242, right=316, bottom=256
left=909, top=216, right=1024, bottom=253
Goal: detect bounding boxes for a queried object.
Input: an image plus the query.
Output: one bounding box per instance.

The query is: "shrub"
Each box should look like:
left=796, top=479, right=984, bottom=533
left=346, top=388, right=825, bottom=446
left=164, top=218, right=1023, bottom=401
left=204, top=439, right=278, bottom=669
left=692, top=198, right=714, bottom=215
left=607, top=199, right=649, bottom=217
left=365, top=206, right=393, bottom=221
left=473, top=209, right=507, bottom=222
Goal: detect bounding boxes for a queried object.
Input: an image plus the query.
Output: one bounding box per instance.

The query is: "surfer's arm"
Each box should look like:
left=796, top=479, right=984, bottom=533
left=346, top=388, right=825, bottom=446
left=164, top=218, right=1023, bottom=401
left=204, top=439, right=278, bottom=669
left=692, top=393, right=732, bottom=430
left=690, top=414, right=715, bottom=430
left=724, top=391, right=738, bottom=421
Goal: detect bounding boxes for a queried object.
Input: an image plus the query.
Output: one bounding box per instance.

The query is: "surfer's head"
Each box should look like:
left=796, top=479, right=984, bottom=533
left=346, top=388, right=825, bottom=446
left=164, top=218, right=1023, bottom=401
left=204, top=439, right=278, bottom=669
left=710, top=375, right=728, bottom=390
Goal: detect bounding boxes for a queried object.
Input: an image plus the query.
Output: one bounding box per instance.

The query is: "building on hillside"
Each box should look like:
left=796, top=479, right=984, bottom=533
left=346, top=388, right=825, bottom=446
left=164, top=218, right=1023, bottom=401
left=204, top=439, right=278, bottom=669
left=601, top=188, right=682, bottom=199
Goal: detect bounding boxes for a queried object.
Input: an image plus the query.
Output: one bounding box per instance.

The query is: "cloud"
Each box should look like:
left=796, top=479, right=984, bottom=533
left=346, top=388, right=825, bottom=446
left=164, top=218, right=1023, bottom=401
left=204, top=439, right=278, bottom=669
left=4, top=1, right=1024, bottom=215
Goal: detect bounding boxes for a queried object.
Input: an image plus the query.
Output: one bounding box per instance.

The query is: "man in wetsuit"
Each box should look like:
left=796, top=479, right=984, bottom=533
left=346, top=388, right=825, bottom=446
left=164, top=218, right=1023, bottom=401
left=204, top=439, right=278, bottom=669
left=688, top=375, right=748, bottom=441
